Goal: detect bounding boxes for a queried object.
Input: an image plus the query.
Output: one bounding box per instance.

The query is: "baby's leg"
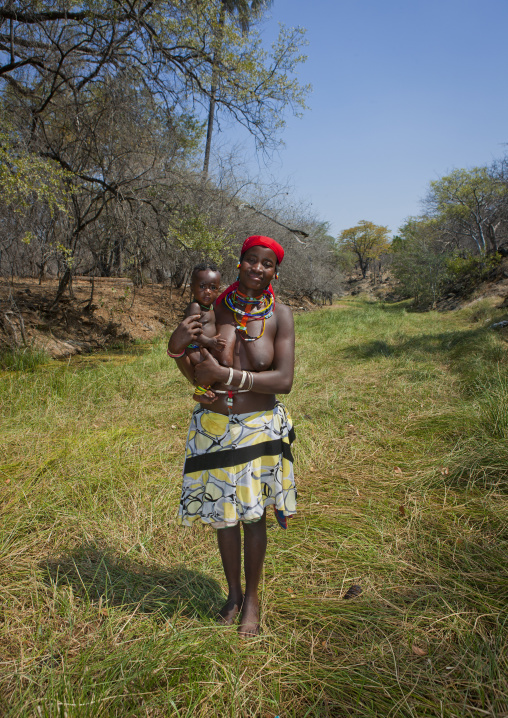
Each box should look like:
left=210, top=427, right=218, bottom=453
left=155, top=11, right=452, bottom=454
left=186, top=347, right=202, bottom=366
left=187, top=348, right=214, bottom=403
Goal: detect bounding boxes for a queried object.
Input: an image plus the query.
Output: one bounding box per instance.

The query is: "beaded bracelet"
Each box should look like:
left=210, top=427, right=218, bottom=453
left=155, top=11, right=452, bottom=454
left=167, top=348, right=185, bottom=358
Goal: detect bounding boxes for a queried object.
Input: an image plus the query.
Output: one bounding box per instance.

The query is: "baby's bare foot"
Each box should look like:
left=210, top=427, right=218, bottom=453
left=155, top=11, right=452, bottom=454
left=238, top=596, right=260, bottom=638
left=194, top=390, right=216, bottom=405
left=218, top=595, right=243, bottom=625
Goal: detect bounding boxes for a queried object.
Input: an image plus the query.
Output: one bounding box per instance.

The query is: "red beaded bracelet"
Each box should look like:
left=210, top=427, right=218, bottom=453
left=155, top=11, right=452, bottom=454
left=167, top=348, right=185, bottom=358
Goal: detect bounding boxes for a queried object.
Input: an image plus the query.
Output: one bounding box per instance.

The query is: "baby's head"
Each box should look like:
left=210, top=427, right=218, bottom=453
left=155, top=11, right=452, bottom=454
left=190, top=263, right=221, bottom=308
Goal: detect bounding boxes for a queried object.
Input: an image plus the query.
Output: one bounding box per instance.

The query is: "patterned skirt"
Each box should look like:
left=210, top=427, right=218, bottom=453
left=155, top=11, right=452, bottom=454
left=177, top=402, right=296, bottom=528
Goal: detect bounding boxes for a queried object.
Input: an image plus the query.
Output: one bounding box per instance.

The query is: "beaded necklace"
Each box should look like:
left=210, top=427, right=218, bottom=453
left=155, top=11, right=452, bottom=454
left=224, top=288, right=274, bottom=342
left=193, top=298, right=212, bottom=311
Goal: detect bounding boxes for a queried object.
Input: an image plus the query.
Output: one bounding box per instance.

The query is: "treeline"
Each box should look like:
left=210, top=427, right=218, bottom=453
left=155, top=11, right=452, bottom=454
left=391, top=161, right=508, bottom=307
left=0, top=1, right=343, bottom=304
left=334, top=161, right=508, bottom=308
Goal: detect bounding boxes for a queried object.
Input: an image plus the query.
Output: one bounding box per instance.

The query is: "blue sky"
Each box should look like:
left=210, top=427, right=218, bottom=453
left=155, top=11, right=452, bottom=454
left=226, top=0, right=508, bottom=237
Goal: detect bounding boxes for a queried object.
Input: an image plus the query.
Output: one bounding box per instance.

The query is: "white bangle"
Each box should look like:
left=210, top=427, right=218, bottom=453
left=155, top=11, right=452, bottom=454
left=238, top=370, right=247, bottom=389
left=225, top=367, right=234, bottom=386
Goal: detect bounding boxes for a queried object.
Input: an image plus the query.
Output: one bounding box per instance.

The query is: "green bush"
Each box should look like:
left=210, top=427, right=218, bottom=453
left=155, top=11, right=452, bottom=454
left=445, top=252, right=502, bottom=291
left=391, top=239, right=449, bottom=307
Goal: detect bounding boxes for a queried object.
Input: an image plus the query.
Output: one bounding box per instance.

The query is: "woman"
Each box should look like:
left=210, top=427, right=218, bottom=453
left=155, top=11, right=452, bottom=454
left=167, top=236, right=296, bottom=637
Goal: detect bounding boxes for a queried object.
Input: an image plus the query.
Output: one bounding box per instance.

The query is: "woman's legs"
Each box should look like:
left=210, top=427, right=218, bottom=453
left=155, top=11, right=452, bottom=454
left=239, top=510, right=267, bottom=637
left=217, top=523, right=243, bottom=623
left=216, top=511, right=268, bottom=635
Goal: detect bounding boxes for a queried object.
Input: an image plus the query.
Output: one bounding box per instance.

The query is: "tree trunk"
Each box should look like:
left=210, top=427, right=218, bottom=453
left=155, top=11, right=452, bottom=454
left=486, top=222, right=499, bottom=253
left=202, top=7, right=226, bottom=181
left=84, top=275, right=95, bottom=311
left=37, top=260, right=46, bottom=285
left=202, top=79, right=217, bottom=180
left=51, top=267, right=72, bottom=307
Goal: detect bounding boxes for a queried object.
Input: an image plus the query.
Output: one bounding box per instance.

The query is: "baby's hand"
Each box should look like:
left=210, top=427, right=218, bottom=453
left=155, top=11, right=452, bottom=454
left=211, top=334, right=227, bottom=352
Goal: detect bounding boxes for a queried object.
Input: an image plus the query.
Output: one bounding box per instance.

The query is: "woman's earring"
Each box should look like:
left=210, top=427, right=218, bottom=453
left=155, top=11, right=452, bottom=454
left=275, top=271, right=279, bottom=280
left=236, top=262, right=241, bottom=269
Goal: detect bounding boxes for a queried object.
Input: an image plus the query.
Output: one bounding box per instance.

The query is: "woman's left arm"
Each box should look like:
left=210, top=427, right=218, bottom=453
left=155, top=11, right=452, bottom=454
left=194, top=305, right=295, bottom=395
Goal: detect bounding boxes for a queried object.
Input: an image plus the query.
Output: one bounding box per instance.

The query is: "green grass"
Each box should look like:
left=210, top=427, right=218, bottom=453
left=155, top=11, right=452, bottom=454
left=0, top=345, right=49, bottom=372
left=1, top=298, right=507, bottom=717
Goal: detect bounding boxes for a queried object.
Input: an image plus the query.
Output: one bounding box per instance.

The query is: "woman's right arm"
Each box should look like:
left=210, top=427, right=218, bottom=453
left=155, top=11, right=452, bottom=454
left=168, top=315, right=202, bottom=384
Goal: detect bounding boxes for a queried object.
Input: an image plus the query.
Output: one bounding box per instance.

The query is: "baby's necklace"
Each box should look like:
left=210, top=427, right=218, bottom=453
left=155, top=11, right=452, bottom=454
left=224, top=288, right=274, bottom=342
left=193, top=299, right=212, bottom=311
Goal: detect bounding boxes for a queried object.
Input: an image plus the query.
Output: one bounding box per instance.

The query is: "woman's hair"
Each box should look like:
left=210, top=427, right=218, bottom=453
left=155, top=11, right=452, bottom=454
left=191, top=262, right=220, bottom=281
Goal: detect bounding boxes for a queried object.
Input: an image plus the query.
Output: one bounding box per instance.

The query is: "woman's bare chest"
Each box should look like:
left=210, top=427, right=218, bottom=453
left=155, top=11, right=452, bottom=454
left=213, top=311, right=276, bottom=371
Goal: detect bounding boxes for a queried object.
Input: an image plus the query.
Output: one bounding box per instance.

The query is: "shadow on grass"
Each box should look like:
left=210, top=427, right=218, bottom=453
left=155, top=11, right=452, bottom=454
left=343, top=326, right=488, bottom=361
left=42, top=543, right=224, bottom=620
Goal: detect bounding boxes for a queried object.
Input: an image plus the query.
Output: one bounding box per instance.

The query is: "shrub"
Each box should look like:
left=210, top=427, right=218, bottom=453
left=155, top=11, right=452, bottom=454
left=445, top=252, right=502, bottom=292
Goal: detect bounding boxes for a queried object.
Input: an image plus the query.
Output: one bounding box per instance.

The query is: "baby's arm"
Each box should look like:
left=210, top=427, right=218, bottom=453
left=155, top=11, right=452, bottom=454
left=182, top=303, right=225, bottom=357
left=199, top=332, right=226, bottom=352
left=192, top=308, right=226, bottom=352
left=183, top=301, right=202, bottom=322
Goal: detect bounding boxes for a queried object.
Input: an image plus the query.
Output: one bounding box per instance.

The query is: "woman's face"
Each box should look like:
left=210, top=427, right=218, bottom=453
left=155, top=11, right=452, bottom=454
left=238, top=246, right=277, bottom=294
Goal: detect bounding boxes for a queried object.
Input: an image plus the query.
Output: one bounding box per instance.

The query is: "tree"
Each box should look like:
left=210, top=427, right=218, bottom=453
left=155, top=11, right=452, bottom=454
left=488, top=157, right=508, bottom=253
left=0, top=0, right=308, bottom=171
left=391, top=217, right=448, bottom=307
left=0, top=127, right=67, bottom=214
left=0, top=0, right=309, bottom=297
left=202, top=0, right=272, bottom=179
left=336, top=220, right=390, bottom=278
left=426, top=168, right=508, bottom=254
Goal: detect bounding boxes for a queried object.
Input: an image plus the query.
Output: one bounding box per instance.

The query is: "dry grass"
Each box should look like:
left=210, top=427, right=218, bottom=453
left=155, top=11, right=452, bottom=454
left=0, top=297, right=507, bottom=717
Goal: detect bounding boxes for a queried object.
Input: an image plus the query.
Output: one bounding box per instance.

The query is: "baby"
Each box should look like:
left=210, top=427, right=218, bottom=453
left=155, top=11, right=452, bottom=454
left=184, top=263, right=226, bottom=404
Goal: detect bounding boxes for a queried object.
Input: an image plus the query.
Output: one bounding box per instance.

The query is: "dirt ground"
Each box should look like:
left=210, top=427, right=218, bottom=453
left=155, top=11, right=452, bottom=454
left=0, top=276, right=317, bottom=358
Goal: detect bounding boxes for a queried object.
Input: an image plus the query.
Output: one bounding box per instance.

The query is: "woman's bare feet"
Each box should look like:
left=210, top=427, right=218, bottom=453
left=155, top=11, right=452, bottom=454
left=238, top=595, right=260, bottom=637
left=218, top=594, right=243, bottom=625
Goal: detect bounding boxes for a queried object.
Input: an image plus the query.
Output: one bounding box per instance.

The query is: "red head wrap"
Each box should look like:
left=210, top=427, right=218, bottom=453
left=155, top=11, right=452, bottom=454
left=241, top=235, right=284, bottom=264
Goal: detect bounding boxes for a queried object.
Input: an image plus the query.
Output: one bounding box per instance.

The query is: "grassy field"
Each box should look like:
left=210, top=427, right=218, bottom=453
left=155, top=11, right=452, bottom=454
left=1, top=297, right=507, bottom=717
